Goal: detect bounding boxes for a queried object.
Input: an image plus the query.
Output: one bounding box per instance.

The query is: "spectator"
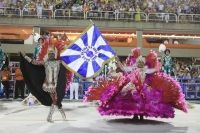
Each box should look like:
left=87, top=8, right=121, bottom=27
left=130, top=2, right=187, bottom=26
left=114, top=6, right=119, bottom=19
left=0, top=0, right=5, bottom=14
left=147, top=0, right=154, bottom=9
left=70, top=74, right=79, bottom=100
left=48, top=1, right=54, bottom=19
left=0, top=0, right=5, bottom=8
left=2, top=0, right=200, bottom=20
left=184, top=67, right=191, bottom=79
left=177, top=5, right=182, bottom=15
left=135, top=5, right=141, bottom=22
left=36, top=1, right=43, bottom=18
left=33, top=37, right=44, bottom=60
left=1, top=66, right=10, bottom=99
left=14, top=66, right=25, bottom=99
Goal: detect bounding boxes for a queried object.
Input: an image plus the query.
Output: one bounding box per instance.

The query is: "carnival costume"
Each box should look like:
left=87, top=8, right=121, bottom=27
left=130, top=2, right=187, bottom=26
left=162, top=49, right=172, bottom=75
left=20, top=43, right=69, bottom=122
left=85, top=48, right=187, bottom=118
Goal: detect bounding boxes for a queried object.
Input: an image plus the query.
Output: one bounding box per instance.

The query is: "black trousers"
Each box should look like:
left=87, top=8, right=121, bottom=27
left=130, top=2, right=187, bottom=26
left=14, top=80, right=25, bottom=99
left=2, top=81, right=10, bottom=99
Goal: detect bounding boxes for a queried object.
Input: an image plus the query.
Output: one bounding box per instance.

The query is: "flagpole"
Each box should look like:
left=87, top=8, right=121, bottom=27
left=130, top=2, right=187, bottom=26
left=90, top=19, right=94, bottom=25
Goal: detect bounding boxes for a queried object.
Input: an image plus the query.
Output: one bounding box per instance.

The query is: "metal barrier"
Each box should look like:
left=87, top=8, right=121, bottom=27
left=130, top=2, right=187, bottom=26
left=2, top=7, right=200, bottom=24
left=1, top=77, right=200, bottom=100
left=178, top=14, right=194, bottom=23
left=54, top=9, right=84, bottom=19
left=117, top=11, right=147, bottom=22
left=54, top=10, right=148, bottom=21
left=70, top=10, right=85, bottom=19
left=22, top=8, right=53, bottom=18
left=22, top=8, right=36, bottom=18
left=86, top=10, right=103, bottom=20
left=42, top=9, right=53, bottom=18
left=77, top=78, right=200, bottom=100
left=148, top=13, right=177, bottom=23
left=193, top=14, right=200, bottom=23
left=178, top=14, right=200, bottom=23
left=181, top=83, right=200, bottom=100
left=54, top=9, right=69, bottom=18
left=177, top=78, right=200, bottom=100
left=86, top=10, right=115, bottom=20
left=0, top=7, right=21, bottom=17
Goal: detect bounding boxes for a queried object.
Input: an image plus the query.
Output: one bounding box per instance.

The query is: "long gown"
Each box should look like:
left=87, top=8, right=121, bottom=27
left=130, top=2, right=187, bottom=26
left=84, top=51, right=187, bottom=118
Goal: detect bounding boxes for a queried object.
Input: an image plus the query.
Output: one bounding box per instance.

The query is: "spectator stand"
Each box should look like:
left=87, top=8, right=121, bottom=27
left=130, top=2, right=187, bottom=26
left=0, top=7, right=21, bottom=17
left=1, top=0, right=200, bottom=23
left=22, top=8, right=53, bottom=19
left=148, top=13, right=177, bottom=23
left=1, top=6, right=200, bottom=23
left=178, top=14, right=200, bottom=23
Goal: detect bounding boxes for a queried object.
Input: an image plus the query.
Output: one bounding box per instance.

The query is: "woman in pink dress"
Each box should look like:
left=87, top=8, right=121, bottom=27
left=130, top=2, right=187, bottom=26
left=85, top=48, right=187, bottom=119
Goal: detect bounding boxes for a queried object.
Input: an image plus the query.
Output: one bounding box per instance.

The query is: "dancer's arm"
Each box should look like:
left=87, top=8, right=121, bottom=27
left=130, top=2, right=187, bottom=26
left=145, top=68, right=157, bottom=74
left=22, top=52, right=44, bottom=65
left=31, top=59, right=45, bottom=65
left=22, top=52, right=32, bottom=63
left=115, top=57, right=127, bottom=74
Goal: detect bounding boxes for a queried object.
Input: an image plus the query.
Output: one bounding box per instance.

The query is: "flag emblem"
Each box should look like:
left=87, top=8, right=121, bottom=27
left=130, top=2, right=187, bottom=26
left=61, top=24, right=116, bottom=78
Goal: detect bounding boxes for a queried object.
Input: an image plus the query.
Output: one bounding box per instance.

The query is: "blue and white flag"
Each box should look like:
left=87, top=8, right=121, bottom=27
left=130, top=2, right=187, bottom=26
left=61, top=24, right=116, bottom=78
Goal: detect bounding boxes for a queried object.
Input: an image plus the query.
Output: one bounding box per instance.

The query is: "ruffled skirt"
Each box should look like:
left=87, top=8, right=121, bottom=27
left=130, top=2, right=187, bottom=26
left=84, top=71, right=187, bottom=118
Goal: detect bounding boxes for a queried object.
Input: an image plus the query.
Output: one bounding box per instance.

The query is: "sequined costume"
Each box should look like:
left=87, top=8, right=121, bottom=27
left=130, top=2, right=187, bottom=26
left=21, top=45, right=68, bottom=122
left=84, top=48, right=187, bottom=119
left=42, top=60, right=60, bottom=93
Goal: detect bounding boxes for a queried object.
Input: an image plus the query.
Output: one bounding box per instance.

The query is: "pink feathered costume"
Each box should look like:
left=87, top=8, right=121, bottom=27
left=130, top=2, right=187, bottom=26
left=84, top=48, right=187, bottom=118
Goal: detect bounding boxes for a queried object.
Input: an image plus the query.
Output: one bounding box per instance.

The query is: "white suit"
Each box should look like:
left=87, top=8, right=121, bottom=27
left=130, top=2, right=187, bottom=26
left=70, top=76, right=79, bottom=100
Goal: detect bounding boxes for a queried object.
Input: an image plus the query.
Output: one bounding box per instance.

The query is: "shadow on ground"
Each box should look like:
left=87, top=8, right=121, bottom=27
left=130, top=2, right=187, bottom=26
left=104, top=118, right=188, bottom=133
left=107, top=118, right=168, bottom=125
left=0, top=104, right=7, bottom=112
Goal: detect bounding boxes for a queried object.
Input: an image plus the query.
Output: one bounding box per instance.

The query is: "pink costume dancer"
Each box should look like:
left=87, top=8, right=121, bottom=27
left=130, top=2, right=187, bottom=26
left=85, top=48, right=187, bottom=119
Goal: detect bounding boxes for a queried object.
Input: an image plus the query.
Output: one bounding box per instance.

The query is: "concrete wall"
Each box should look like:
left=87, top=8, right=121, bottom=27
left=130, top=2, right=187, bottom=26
left=1, top=44, right=35, bottom=54
left=1, top=18, right=200, bottom=32
left=2, top=44, right=200, bottom=57
left=1, top=18, right=200, bottom=57
left=114, top=47, right=200, bottom=57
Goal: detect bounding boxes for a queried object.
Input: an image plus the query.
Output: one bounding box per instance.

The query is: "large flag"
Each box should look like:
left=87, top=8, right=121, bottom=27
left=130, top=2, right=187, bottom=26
left=60, top=24, right=116, bottom=78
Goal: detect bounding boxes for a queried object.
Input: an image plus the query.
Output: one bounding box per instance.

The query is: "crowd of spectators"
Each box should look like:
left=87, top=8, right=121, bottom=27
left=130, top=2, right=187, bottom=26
left=0, top=0, right=200, bottom=15
left=173, top=59, right=200, bottom=79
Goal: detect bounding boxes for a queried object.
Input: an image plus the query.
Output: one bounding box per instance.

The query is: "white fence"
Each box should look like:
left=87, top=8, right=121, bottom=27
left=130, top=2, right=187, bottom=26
left=1, top=7, right=200, bottom=23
